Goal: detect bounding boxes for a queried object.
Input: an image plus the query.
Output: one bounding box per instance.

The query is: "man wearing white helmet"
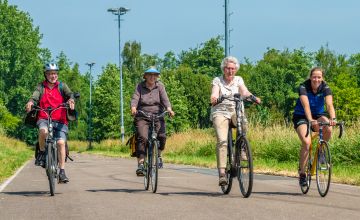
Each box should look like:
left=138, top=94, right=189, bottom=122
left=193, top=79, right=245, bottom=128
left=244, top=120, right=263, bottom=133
left=25, top=62, right=75, bottom=183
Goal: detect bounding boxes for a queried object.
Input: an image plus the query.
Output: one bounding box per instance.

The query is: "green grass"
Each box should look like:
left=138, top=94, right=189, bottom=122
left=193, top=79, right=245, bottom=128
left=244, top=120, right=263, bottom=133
left=0, top=135, right=33, bottom=183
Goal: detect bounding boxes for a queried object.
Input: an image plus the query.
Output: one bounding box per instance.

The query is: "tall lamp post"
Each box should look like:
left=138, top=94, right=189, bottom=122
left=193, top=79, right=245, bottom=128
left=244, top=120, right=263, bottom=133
left=107, top=7, right=130, bottom=143
left=224, top=0, right=232, bottom=56
left=86, top=62, right=95, bottom=149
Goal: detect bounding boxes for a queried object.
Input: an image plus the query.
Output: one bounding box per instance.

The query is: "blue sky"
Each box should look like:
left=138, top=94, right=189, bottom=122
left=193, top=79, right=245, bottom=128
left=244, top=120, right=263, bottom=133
left=7, top=0, right=360, bottom=76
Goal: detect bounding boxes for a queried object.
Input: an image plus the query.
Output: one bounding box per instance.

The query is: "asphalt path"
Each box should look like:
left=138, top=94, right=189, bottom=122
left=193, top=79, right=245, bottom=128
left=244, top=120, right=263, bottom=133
left=0, top=154, right=359, bottom=220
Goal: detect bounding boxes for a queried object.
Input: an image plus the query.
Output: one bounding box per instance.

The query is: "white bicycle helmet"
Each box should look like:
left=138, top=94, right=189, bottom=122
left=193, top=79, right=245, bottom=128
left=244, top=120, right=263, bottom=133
left=44, top=63, right=59, bottom=72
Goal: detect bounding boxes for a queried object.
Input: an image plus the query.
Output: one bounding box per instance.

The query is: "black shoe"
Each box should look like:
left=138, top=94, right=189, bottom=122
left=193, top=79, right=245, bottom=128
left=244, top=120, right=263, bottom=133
left=58, top=171, right=69, bottom=183
left=299, top=173, right=307, bottom=187
left=136, top=163, right=145, bottom=176
left=35, top=151, right=46, bottom=167
left=219, top=175, right=228, bottom=186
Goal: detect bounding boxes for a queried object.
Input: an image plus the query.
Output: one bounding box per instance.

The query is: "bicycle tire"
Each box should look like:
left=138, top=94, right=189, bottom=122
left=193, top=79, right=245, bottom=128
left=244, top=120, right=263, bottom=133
left=221, top=136, right=234, bottom=194
left=144, top=147, right=150, bottom=190
left=151, top=140, right=159, bottom=193
left=236, top=137, right=253, bottom=198
left=300, top=155, right=312, bottom=194
left=46, top=141, right=57, bottom=196
left=316, top=141, right=331, bottom=197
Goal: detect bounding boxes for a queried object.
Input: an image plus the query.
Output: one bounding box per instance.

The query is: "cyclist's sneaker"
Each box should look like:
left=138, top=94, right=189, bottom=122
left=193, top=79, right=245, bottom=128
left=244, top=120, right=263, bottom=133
left=136, top=163, right=145, bottom=176
left=58, top=170, right=69, bottom=183
left=299, top=173, right=307, bottom=187
left=219, top=175, right=228, bottom=186
left=35, top=151, right=46, bottom=168
left=158, top=156, right=163, bottom=169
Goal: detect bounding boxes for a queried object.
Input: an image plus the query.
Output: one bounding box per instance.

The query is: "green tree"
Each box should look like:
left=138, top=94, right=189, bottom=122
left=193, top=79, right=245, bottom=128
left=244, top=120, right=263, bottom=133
left=0, top=0, right=43, bottom=116
left=329, top=72, right=360, bottom=122
left=92, top=64, right=121, bottom=140
left=241, top=48, right=313, bottom=123
left=179, top=36, right=224, bottom=77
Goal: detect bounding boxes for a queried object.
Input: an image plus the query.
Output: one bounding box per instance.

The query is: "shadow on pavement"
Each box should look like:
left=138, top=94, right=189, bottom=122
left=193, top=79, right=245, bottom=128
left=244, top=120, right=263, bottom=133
left=86, top=188, right=144, bottom=193
left=252, top=191, right=303, bottom=196
left=2, top=191, right=55, bottom=197
left=157, top=191, right=226, bottom=197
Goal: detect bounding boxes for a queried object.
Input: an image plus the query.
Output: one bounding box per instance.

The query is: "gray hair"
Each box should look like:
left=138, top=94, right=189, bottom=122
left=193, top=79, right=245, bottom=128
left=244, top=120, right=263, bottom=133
left=220, top=56, right=240, bottom=73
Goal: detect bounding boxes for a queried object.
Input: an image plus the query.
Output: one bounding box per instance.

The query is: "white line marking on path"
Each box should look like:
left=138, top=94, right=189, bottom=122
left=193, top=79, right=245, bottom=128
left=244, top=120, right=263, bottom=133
left=0, top=160, right=31, bottom=192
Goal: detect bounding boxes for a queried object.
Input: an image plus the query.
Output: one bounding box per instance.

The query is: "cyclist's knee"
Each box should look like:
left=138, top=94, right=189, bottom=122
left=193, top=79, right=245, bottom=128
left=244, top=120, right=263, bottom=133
left=39, top=129, right=48, bottom=138
left=57, top=139, right=66, bottom=146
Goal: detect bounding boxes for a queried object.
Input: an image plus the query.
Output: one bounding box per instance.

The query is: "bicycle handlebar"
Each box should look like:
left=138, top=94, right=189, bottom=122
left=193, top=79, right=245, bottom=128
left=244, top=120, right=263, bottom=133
left=305, top=120, right=344, bottom=138
left=31, top=103, right=69, bottom=119
left=137, top=110, right=169, bottom=120
left=212, top=93, right=259, bottom=106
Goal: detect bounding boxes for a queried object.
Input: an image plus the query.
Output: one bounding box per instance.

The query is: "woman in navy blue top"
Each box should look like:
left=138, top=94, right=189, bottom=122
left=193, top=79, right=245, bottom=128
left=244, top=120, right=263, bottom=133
left=292, top=67, right=336, bottom=187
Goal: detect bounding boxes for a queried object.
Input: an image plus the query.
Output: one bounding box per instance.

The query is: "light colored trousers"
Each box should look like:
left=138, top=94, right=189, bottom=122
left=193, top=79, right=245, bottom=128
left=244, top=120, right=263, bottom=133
left=212, top=114, right=237, bottom=169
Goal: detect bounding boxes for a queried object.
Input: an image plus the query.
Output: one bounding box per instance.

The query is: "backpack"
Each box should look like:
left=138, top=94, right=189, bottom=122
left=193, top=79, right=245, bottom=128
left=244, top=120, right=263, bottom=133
left=126, top=133, right=137, bottom=157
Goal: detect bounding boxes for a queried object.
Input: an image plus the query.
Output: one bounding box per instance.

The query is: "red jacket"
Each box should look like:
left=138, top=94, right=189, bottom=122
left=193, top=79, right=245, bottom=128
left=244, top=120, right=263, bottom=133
left=38, top=81, right=68, bottom=125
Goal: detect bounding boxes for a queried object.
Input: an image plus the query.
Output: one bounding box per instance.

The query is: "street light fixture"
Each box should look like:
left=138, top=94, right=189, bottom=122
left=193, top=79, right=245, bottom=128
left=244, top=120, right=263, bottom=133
left=107, top=7, right=130, bottom=143
left=86, top=62, right=95, bottom=149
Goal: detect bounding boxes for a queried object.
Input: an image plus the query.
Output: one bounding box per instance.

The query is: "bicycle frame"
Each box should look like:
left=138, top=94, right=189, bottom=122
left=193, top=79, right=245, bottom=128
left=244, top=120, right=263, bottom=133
left=33, top=103, right=69, bottom=196
left=306, top=121, right=344, bottom=175
left=216, top=94, right=255, bottom=197
left=137, top=110, right=168, bottom=193
left=301, top=120, right=344, bottom=196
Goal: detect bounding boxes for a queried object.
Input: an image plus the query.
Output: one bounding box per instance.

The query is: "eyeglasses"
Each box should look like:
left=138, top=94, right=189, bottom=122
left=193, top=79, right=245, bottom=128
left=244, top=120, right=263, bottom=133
left=224, top=67, right=236, bottom=71
left=46, top=71, right=58, bottom=76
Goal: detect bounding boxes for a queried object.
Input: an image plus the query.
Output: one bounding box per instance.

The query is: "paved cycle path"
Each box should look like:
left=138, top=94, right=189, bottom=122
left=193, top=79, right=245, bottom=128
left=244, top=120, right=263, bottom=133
left=0, top=153, right=359, bottom=220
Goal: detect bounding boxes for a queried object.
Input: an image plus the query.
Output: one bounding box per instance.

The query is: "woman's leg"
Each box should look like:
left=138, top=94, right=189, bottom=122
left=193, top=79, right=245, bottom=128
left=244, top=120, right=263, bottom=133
left=213, top=115, right=230, bottom=177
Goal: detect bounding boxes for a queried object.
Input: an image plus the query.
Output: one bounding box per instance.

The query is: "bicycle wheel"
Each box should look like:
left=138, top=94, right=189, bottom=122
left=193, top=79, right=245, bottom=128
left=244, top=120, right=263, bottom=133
left=236, top=137, right=253, bottom=198
left=46, top=141, right=57, bottom=196
left=300, top=156, right=312, bottom=194
left=151, top=140, right=159, bottom=193
left=143, top=147, right=150, bottom=190
left=221, top=139, right=233, bottom=194
left=316, top=141, right=331, bottom=197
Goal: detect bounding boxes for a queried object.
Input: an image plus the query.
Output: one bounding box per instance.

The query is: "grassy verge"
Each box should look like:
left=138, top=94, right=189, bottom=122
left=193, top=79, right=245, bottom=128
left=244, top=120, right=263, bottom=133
left=0, top=135, right=33, bottom=184
left=68, top=124, right=360, bottom=186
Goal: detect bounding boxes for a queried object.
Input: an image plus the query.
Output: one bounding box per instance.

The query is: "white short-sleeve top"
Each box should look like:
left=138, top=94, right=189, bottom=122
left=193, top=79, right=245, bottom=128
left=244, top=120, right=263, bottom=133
left=211, top=75, right=245, bottom=120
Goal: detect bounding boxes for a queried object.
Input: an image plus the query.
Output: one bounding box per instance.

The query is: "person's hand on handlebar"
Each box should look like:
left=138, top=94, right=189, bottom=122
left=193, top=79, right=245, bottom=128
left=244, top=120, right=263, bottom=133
left=131, top=107, right=137, bottom=116
left=210, top=96, right=218, bottom=106
left=67, top=98, right=75, bottom=110
left=329, top=118, right=337, bottom=126
left=25, top=101, right=34, bottom=113
left=248, top=94, right=261, bottom=105
left=254, top=96, right=261, bottom=105
left=167, top=107, right=175, bottom=118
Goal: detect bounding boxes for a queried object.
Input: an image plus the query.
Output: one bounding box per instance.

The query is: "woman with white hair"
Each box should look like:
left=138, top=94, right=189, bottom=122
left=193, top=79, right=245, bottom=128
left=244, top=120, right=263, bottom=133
left=210, top=56, right=261, bottom=186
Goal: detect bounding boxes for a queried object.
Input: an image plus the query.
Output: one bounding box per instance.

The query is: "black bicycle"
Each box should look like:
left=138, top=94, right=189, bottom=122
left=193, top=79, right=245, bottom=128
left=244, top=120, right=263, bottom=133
left=301, top=121, right=344, bottom=197
left=137, top=110, right=168, bottom=193
left=215, top=94, right=257, bottom=198
left=32, top=103, right=70, bottom=196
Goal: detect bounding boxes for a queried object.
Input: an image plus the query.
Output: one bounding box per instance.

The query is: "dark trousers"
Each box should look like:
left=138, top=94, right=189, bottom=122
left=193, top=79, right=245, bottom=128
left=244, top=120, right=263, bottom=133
left=135, top=117, right=166, bottom=157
